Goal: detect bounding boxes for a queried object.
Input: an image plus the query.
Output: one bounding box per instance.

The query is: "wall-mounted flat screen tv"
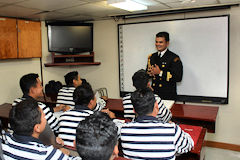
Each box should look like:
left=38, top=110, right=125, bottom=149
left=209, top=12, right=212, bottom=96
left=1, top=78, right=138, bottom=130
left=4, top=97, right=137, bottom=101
left=47, top=23, right=93, bottom=54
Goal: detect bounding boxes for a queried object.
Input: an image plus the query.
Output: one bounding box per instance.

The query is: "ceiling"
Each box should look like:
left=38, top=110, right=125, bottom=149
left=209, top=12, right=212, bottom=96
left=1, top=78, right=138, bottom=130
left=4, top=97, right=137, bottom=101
left=0, top=0, right=239, bottom=22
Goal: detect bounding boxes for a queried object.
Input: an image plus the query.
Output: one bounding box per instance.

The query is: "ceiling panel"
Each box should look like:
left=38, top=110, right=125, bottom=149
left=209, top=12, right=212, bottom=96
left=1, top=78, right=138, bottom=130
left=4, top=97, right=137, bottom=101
left=134, top=0, right=161, bottom=6
left=83, top=0, right=104, bottom=2
left=58, top=1, right=118, bottom=14
left=0, top=0, right=26, bottom=4
left=29, top=11, right=72, bottom=21
left=83, top=10, right=128, bottom=17
left=0, top=2, right=7, bottom=7
left=167, top=0, right=218, bottom=8
left=156, top=0, right=180, bottom=3
left=56, top=14, right=98, bottom=21
left=90, top=1, right=130, bottom=16
left=0, top=5, right=41, bottom=18
left=0, top=0, right=238, bottom=21
left=147, top=3, right=171, bottom=11
left=58, top=1, right=130, bottom=19
left=219, top=0, right=240, bottom=3
left=16, top=0, right=87, bottom=11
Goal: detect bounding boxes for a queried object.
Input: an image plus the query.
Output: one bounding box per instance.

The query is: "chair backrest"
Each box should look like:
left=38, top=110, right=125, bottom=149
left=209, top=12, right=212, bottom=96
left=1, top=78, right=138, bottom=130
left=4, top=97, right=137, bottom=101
left=95, top=87, right=108, bottom=99
left=39, top=123, right=61, bottom=149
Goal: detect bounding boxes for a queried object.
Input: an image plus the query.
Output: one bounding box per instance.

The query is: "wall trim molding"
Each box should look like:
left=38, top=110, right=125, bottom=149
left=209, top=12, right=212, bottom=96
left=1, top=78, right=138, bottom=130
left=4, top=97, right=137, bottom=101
left=205, top=141, right=240, bottom=152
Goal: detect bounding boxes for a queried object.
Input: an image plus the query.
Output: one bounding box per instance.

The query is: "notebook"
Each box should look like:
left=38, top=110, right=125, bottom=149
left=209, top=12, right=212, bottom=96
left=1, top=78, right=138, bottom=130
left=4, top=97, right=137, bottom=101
left=179, top=124, right=203, bottom=145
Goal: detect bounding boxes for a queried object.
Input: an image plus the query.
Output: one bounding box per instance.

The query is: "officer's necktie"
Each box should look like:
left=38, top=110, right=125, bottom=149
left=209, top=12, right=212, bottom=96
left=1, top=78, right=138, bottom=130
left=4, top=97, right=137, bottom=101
left=159, top=52, right=162, bottom=58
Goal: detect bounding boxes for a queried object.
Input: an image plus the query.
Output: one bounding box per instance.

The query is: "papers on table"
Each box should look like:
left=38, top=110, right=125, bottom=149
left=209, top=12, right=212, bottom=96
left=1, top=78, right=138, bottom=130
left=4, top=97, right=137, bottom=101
left=162, top=100, right=175, bottom=109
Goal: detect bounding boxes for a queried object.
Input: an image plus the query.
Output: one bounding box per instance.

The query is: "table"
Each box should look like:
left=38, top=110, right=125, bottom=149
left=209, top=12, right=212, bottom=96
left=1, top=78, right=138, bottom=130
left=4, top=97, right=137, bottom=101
left=0, top=103, right=11, bottom=129
left=1, top=99, right=218, bottom=133
left=171, top=104, right=218, bottom=133
left=176, top=128, right=206, bottom=160
left=106, top=98, right=218, bottom=133
left=0, top=103, right=11, bottom=119
left=105, top=98, right=123, bottom=117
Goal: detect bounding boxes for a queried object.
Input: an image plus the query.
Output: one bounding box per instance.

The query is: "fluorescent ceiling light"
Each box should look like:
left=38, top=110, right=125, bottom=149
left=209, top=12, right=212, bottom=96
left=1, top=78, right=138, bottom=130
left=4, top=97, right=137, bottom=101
left=108, top=0, right=147, bottom=11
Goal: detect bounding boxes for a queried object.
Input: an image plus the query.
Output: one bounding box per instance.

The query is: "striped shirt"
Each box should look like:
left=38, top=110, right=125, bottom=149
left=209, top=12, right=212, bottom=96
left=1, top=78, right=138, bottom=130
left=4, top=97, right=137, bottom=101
left=57, top=87, right=75, bottom=109
left=56, top=86, right=105, bottom=111
left=123, top=94, right=172, bottom=122
left=58, top=105, right=93, bottom=147
left=1, top=133, right=81, bottom=160
left=13, top=97, right=59, bottom=133
left=120, top=116, right=194, bottom=160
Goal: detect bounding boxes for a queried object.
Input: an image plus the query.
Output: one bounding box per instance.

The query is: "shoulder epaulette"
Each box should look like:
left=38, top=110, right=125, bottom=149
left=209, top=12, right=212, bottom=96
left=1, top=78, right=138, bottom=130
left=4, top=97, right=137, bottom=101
left=174, top=57, right=180, bottom=62
left=148, top=53, right=152, bottom=59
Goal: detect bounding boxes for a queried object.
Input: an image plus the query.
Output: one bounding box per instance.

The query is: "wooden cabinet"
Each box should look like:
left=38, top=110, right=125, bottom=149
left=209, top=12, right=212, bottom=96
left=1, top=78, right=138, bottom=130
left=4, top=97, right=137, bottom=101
left=18, top=20, right=42, bottom=58
left=0, top=17, right=41, bottom=59
left=0, top=18, right=18, bottom=59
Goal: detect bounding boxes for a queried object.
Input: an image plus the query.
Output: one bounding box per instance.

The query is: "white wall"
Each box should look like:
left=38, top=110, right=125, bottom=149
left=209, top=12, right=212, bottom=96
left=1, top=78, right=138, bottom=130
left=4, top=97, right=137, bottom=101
left=41, top=20, right=120, bottom=98
left=0, top=59, right=41, bottom=103
left=89, top=7, right=240, bottom=145
left=0, top=6, right=240, bottom=145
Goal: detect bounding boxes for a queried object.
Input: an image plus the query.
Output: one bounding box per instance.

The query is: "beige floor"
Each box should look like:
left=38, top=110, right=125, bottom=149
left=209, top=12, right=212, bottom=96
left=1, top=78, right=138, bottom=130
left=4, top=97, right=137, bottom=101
left=205, top=147, right=240, bottom=160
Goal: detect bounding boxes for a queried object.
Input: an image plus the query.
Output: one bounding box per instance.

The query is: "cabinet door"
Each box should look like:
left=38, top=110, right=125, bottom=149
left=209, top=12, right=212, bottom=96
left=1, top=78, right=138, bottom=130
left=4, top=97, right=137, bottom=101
left=17, top=20, right=42, bottom=58
left=0, top=17, right=18, bottom=59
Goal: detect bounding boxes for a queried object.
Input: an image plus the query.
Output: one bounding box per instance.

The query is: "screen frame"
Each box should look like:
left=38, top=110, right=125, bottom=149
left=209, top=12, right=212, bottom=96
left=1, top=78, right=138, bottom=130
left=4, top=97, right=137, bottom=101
left=118, top=15, right=229, bottom=104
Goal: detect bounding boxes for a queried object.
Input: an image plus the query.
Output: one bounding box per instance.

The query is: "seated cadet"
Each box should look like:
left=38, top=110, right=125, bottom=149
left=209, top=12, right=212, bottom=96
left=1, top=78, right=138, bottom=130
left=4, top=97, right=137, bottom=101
left=0, top=120, right=5, bottom=160
left=120, top=88, right=194, bottom=160
left=56, top=71, right=105, bottom=111
left=58, top=82, right=115, bottom=147
left=76, top=111, right=118, bottom=160
left=0, top=141, right=3, bottom=160
left=1, top=99, right=81, bottom=160
left=12, top=73, right=64, bottom=133
left=123, top=69, right=172, bottom=122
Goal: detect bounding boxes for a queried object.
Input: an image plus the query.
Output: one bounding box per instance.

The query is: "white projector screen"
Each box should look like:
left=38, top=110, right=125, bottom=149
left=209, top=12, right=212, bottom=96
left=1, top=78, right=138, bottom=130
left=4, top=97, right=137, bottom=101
left=118, top=15, right=229, bottom=104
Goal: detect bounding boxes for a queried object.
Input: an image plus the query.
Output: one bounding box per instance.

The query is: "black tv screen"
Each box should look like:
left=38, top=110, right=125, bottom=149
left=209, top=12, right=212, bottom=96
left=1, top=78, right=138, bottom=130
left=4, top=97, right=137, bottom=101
left=47, top=23, right=93, bottom=54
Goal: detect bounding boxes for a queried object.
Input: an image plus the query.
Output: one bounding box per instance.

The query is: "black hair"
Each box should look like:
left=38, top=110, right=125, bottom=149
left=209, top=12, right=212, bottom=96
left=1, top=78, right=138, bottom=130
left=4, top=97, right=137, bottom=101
left=45, top=80, right=63, bottom=101
left=76, top=112, right=118, bottom=160
left=20, top=73, right=39, bottom=95
left=9, top=99, right=41, bottom=136
left=0, top=120, right=2, bottom=135
left=0, top=119, right=3, bottom=141
left=131, top=88, right=155, bottom=116
left=0, top=124, right=4, bottom=160
left=81, top=78, right=87, bottom=85
left=64, top=71, right=78, bottom=86
left=132, top=69, right=149, bottom=89
left=73, top=82, right=94, bottom=106
left=156, top=31, right=170, bottom=42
